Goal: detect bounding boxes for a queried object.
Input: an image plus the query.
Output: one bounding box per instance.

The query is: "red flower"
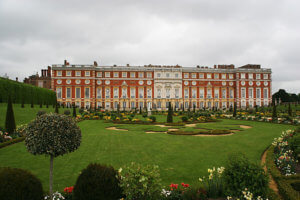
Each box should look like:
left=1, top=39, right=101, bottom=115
left=64, top=186, right=74, bottom=193
left=169, top=183, right=178, bottom=190
left=181, top=182, right=189, bottom=188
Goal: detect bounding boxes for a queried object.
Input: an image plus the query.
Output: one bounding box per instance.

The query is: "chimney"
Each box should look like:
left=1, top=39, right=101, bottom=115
left=64, top=60, right=67, bottom=65
left=197, top=65, right=200, bottom=68
left=47, top=66, right=51, bottom=77
left=126, top=64, right=130, bottom=67
left=94, top=61, right=98, bottom=66
left=16, top=77, right=18, bottom=82
left=214, top=65, right=216, bottom=69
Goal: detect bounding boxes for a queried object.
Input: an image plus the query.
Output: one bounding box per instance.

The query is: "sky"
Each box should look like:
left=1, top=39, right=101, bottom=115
left=0, top=0, right=299, bottom=94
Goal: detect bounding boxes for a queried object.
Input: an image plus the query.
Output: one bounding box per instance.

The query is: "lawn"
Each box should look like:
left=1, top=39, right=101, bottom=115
left=0, top=114, right=295, bottom=192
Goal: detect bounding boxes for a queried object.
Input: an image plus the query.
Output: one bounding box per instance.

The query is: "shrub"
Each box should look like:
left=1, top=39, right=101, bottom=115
left=5, top=95, right=16, bottom=135
left=149, top=116, right=156, bottom=122
left=223, top=153, right=268, bottom=198
left=79, top=108, right=84, bottom=114
left=119, top=162, right=162, bottom=200
left=181, top=116, right=188, bottom=122
left=0, top=167, right=43, bottom=200
left=182, top=187, right=207, bottom=200
left=142, top=113, right=148, bottom=119
left=37, top=110, right=46, bottom=117
left=167, top=104, right=173, bottom=123
left=64, top=110, right=71, bottom=115
left=199, top=167, right=225, bottom=198
left=74, top=163, right=122, bottom=200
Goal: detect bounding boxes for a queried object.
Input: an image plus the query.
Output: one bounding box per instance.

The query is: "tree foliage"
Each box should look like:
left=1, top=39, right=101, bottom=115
left=5, top=95, right=16, bottom=135
left=167, top=103, right=173, bottom=123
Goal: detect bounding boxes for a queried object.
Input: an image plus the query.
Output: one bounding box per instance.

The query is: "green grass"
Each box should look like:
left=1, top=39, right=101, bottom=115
left=0, top=103, right=77, bottom=127
left=0, top=114, right=295, bottom=192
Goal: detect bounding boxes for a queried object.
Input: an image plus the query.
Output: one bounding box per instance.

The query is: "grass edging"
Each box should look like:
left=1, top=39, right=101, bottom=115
left=0, top=137, right=25, bottom=149
left=265, top=145, right=300, bottom=200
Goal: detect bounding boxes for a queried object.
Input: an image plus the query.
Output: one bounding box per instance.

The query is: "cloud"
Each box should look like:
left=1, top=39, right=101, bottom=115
left=0, top=0, right=299, bottom=93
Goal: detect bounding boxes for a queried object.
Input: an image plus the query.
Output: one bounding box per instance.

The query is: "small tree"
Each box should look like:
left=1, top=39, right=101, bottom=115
left=31, top=99, right=34, bottom=108
left=39, top=101, right=42, bottom=108
left=73, top=105, right=77, bottom=118
left=25, top=113, right=81, bottom=198
left=193, top=104, right=196, bottom=113
left=167, top=103, right=173, bottom=123
left=233, top=102, right=237, bottom=117
left=272, top=102, right=277, bottom=122
left=5, top=95, right=16, bottom=135
left=55, top=103, right=59, bottom=114
left=21, top=95, right=25, bottom=108
left=288, top=103, right=292, bottom=117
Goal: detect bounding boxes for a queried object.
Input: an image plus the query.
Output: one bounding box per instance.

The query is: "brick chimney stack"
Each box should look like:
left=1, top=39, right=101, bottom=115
left=16, top=77, right=18, bottom=82
left=94, top=61, right=98, bottom=66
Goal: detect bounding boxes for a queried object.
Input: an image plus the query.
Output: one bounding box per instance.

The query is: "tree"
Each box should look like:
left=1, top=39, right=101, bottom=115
left=31, top=99, right=34, bottom=108
left=55, top=103, right=59, bottom=114
left=73, top=105, right=77, bottom=118
left=193, top=104, right=196, bottom=113
left=288, top=103, right=292, bottom=117
left=167, top=103, right=173, bottom=123
left=5, top=95, right=16, bottom=135
left=272, top=102, right=277, bottom=122
left=25, top=113, right=81, bottom=198
left=233, top=102, right=237, bottom=117
left=21, top=95, right=25, bottom=108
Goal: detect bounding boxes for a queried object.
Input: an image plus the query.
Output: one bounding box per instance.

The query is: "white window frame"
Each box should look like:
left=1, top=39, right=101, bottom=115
left=85, top=71, right=90, bottom=77
left=56, top=71, right=62, bottom=76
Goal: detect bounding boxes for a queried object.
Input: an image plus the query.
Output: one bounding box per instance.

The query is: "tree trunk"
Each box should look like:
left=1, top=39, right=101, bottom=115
left=49, top=155, right=54, bottom=199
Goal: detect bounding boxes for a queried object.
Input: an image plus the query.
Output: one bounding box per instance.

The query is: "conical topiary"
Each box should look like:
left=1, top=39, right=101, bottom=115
left=5, top=95, right=16, bottom=135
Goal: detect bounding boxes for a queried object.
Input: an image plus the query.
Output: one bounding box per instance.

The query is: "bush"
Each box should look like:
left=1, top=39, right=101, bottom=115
left=64, top=110, right=71, bottom=115
left=79, top=108, right=84, bottom=114
left=0, top=167, right=43, bottom=200
left=119, top=162, right=162, bottom=200
left=181, top=116, right=188, bottom=122
left=37, top=110, right=46, bottom=117
left=74, top=163, right=122, bottom=200
left=223, top=153, right=268, bottom=198
left=149, top=116, right=156, bottom=122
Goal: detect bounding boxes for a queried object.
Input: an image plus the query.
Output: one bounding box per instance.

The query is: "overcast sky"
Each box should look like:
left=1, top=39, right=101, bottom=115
left=1, top=0, right=299, bottom=94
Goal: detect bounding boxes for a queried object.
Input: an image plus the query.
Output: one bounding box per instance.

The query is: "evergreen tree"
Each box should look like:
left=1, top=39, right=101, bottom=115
left=55, top=103, right=59, bottom=114
left=233, top=102, right=237, bottom=117
left=139, top=106, right=142, bottom=114
left=5, top=95, right=16, bottom=135
left=272, top=102, right=277, bottom=122
left=39, top=101, right=42, bottom=108
left=193, top=104, right=196, bottom=113
left=46, top=103, right=49, bottom=108
left=21, top=95, right=25, bottom=108
left=255, top=105, right=258, bottom=113
left=288, top=103, right=292, bottom=117
left=31, top=99, right=34, bottom=108
left=167, top=103, right=173, bottom=123
left=73, top=105, right=77, bottom=118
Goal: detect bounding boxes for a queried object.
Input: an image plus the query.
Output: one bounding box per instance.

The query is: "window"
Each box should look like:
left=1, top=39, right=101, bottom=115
left=138, top=72, right=144, bottom=78
left=157, top=73, right=161, bottom=78
left=122, top=72, right=127, bottom=78
left=192, top=73, right=196, bottom=78
left=105, top=102, right=110, bottom=108
left=139, top=102, right=143, bottom=108
left=147, top=88, right=152, bottom=98
left=130, top=72, right=135, bottom=78
left=76, top=88, right=81, bottom=99
left=114, top=72, right=119, bottom=78
left=166, top=88, right=170, bottom=98
left=131, top=102, right=135, bottom=108
left=105, top=72, right=110, bottom=77
left=66, top=71, right=71, bottom=76
left=175, top=88, right=179, bottom=98
left=166, top=102, right=170, bottom=108
left=66, top=88, right=71, bottom=99
left=263, top=88, right=268, bottom=99
left=130, top=88, right=135, bottom=98
left=230, top=89, right=234, bottom=99
left=214, top=74, right=219, bottom=79
left=222, top=89, right=226, bottom=99
left=166, top=73, right=170, bottom=78
left=147, top=72, right=152, bottom=78
left=123, top=101, right=126, bottom=108
left=114, top=102, right=119, bottom=109
left=229, top=74, right=233, bottom=79
left=263, top=74, right=268, bottom=79
left=215, top=102, right=219, bottom=108
left=207, top=89, right=212, bottom=99
left=114, top=88, right=119, bottom=98
left=249, top=73, right=253, bottom=79
left=157, top=101, right=161, bottom=108
left=214, top=88, right=219, bottom=98
left=207, top=102, right=211, bottom=108
left=207, top=73, right=212, bottom=79
left=139, top=88, right=144, bottom=98
left=57, top=71, right=62, bottom=76
left=97, top=88, right=101, bottom=98
left=192, top=88, right=196, bottom=98
left=249, top=88, right=253, bottom=98
left=256, top=74, right=261, bottom=79
left=200, top=102, right=204, bottom=108
left=199, top=89, right=204, bottom=99
left=256, top=88, right=261, bottom=98
left=222, top=102, right=227, bottom=108
left=76, top=101, right=80, bottom=107
left=175, top=73, right=179, bottom=78
left=157, top=89, right=161, bottom=98
left=85, top=71, right=90, bottom=76
left=122, top=88, right=127, bottom=98
left=185, top=102, right=189, bottom=109
left=175, top=102, right=179, bottom=108
left=241, top=73, right=245, bottom=79
left=85, top=102, right=90, bottom=109
left=85, top=88, right=90, bottom=98
left=105, top=88, right=110, bottom=98
left=76, top=71, right=81, bottom=76
left=56, top=88, right=62, bottom=98
left=184, top=88, right=189, bottom=98
left=221, top=74, right=226, bottom=79
left=199, top=73, right=204, bottom=78
left=241, top=88, right=246, bottom=98
left=97, top=72, right=102, bottom=77
left=184, top=73, right=189, bottom=78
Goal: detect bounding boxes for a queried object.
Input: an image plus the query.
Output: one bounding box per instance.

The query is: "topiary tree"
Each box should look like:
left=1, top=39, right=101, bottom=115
left=288, top=103, right=292, bottom=117
left=25, top=113, right=81, bottom=198
left=272, top=102, right=277, bottom=122
left=167, top=103, right=173, bottom=123
left=73, top=163, right=122, bottom=200
left=233, top=102, right=237, bottom=117
left=0, top=167, right=44, bottom=200
left=5, top=95, right=16, bottom=135
left=64, top=110, right=71, bottom=115
left=55, top=103, right=59, bottom=114
left=73, top=105, right=77, bottom=118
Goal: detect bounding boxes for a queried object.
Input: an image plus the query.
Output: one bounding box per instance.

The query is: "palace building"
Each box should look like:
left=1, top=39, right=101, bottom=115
left=51, top=60, right=272, bottom=110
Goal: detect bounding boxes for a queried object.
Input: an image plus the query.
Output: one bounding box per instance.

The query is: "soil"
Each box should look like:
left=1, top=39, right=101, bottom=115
left=239, top=125, right=252, bottom=129
left=106, top=127, right=128, bottom=131
left=193, top=132, right=235, bottom=137
left=154, top=125, right=172, bottom=128
left=145, top=131, right=167, bottom=134
left=185, top=124, right=197, bottom=127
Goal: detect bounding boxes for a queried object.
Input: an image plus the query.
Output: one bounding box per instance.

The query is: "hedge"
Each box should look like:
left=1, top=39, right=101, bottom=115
left=0, top=78, right=56, bottom=105
left=0, top=137, right=25, bottom=149
left=265, top=145, right=300, bottom=200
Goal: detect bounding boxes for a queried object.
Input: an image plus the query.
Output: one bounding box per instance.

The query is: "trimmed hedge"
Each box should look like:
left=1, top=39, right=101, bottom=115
left=0, top=137, right=25, bottom=149
left=0, top=77, right=56, bottom=105
left=265, top=145, right=300, bottom=200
